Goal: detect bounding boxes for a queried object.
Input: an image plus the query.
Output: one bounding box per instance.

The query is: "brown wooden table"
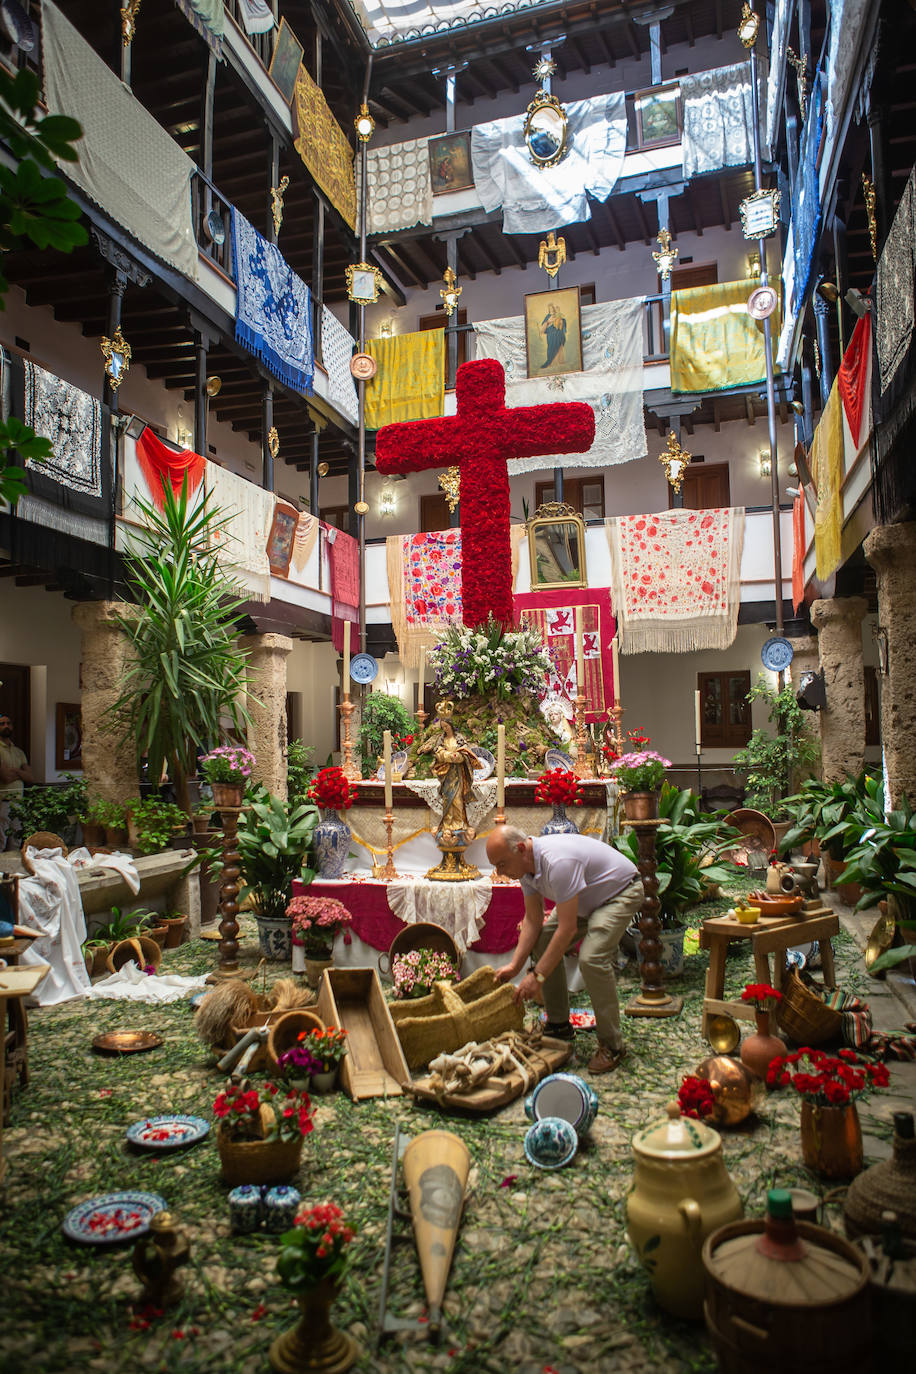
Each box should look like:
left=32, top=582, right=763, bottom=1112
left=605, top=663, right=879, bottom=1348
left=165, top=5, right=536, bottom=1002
left=699, top=908, right=839, bottom=1036
left=0, top=962, right=49, bottom=1183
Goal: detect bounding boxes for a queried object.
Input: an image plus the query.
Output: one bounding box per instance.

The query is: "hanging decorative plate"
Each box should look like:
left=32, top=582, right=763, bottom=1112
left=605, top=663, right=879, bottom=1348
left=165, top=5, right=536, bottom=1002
left=760, top=636, right=794, bottom=672
left=544, top=749, right=575, bottom=772
left=376, top=750, right=408, bottom=781
left=747, top=284, right=779, bottom=320
left=126, top=1115, right=210, bottom=1151
left=350, top=352, right=378, bottom=380
left=204, top=209, right=226, bottom=245
left=471, top=746, right=495, bottom=782
left=62, top=1191, right=167, bottom=1246
left=92, top=1030, right=163, bottom=1054
left=349, top=652, right=378, bottom=685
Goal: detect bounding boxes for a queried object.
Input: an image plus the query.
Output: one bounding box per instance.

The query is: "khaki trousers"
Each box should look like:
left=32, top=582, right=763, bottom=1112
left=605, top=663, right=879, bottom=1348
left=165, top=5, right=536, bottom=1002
left=533, top=876, right=644, bottom=1051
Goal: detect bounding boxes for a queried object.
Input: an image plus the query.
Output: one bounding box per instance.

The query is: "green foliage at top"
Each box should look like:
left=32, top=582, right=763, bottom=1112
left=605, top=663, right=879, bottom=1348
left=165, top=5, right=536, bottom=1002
left=92, top=906, right=157, bottom=942
left=731, top=676, right=820, bottom=817
left=10, top=774, right=87, bottom=837
left=778, top=770, right=881, bottom=861
left=285, top=739, right=315, bottom=808
left=613, top=783, right=742, bottom=927
left=358, top=692, right=415, bottom=778
left=85, top=799, right=127, bottom=830
left=109, top=478, right=253, bottom=813
left=236, top=785, right=319, bottom=921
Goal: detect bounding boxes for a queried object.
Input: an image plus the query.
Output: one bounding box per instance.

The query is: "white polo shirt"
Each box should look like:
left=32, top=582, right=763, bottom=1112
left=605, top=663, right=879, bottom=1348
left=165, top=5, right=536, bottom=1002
left=520, top=834, right=639, bottom=917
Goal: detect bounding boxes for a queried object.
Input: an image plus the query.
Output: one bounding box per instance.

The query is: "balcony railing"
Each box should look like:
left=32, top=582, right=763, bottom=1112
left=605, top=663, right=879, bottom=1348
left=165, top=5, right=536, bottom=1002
left=224, top=0, right=278, bottom=66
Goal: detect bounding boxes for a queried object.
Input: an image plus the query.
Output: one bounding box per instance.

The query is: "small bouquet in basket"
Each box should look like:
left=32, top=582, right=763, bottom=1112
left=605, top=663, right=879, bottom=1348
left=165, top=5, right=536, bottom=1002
left=212, top=1080, right=315, bottom=1143
left=392, top=947, right=461, bottom=999
left=307, top=766, right=354, bottom=812
left=534, top=769, right=583, bottom=807
left=276, top=1201, right=356, bottom=1294
left=287, top=895, right=353, bottom=959
left=299, top=1026, right=349, bottom=1073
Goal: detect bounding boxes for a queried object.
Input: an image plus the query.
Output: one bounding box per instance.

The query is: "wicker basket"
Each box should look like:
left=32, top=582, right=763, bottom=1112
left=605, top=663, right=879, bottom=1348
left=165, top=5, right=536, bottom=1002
left=21, top=832, right=68, bottom=873
left=217, top=1104, right=303, bottom=1186
left=380, top=922, right=461, bottom=977
left=105, top=935, right=162, bottom=975
left=776, top=967, right=843, bottom=1046
left=389, top=965, right=525, bottom=1070
left=266, top=1009, right=327, bottom=1072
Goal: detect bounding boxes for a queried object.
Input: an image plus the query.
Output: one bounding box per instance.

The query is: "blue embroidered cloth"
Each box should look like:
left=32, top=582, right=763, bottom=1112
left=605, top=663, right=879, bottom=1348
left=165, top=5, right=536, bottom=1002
left=230, top=209, right=314, bottom=395
left=791, top=73, right=825, bottom=313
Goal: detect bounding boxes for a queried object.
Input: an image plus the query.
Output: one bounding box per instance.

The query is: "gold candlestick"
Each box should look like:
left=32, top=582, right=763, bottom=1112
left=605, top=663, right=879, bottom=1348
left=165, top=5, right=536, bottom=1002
left=573, top=693, right=594, bottom=778
left=339, top=693, right=361, bottom=781
left=489, top=807, right=512, bottom=883
left=377, top=810, right=398, bottom=881
left=416, top=705, right=428, bottom=730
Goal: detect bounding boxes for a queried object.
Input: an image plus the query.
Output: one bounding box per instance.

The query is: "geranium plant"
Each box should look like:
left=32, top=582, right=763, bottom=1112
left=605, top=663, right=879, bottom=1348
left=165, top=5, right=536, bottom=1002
left=199, top=745, right=256, bottom=785
left=276, top=1201, right=356, bottom=1294
left=677, top=1075, right=716, bottom=1121
left=740, top=982, right=783, bottom=1013
left=611, top=731, right=671, bottom=793
left=286, top=895, right=353, bottom=958
left=277, top=1042, right=323, bottom=1078
left=766, top=1048, right=891, bottom=1104
left=307, top=766, right=354, bottom=812
left=534, top=768, right=583, bottom=807
left=392, top=948, right=461, bottom=999
left=300, top=1026, right=349, bottom=1071
left=212, top=1080, right=315, bottom=1143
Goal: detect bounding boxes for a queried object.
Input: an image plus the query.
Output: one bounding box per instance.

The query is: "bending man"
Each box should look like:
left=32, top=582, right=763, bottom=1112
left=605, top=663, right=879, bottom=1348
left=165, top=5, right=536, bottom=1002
left=487, top=824, right=642, bottom=1074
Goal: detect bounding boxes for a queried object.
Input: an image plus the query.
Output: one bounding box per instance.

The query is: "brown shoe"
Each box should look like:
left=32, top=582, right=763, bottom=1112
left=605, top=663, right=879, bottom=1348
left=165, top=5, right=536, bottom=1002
left=587, top=1044, right=627, bottom=1074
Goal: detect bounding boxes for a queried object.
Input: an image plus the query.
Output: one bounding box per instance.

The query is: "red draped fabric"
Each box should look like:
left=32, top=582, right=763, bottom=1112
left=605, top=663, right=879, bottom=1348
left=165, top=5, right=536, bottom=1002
left=836, top=311, right=871, bottom=449
left=136, top=427, right=205, bottom=508
left=792, top=493, right=807, bottom=613
left=295, top=879, right=524, bottom=954
left=512, top=587, right=616, bottom=724
left=327, top=526, right=359, bottom=651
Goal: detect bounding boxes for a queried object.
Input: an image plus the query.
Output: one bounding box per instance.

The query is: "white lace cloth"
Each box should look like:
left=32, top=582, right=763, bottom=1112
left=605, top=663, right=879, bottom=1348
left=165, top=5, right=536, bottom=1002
left=320, top=307, right=359, bottom=427
left=88, top=961, right=208, bottom=1004
left=826, top=0, right=871, bottom=137
left=17, top=847, right=91, bottom=1006
left=386, top=876, right=494, bottom=954
left=473, top=298, right=647, bottom=473
left=67, top=847, right=141, bottom=895
left=361, top=137, right=432, bottom=234
left=403, top=777, right=499, bottom=831
left=680, top=62, right=754, bottom=179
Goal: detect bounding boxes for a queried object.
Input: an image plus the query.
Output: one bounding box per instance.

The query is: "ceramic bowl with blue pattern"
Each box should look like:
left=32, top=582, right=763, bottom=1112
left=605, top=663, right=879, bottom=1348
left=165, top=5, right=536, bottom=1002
left=525, top=1072, right=598, bottom=1140
left=523, top=1115, right=578, bottom=1170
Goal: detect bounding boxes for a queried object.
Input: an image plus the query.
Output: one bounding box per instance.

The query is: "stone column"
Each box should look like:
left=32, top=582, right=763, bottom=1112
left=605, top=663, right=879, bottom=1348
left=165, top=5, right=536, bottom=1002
left=71, top=601, right=140, bottom=804
left=810, top=597, right=868, bottom=782
left=864, top=522, right=916, bottom=805
left=788, top=634, right=820, bottom=686
left=240, top=633, right=294, bottom=799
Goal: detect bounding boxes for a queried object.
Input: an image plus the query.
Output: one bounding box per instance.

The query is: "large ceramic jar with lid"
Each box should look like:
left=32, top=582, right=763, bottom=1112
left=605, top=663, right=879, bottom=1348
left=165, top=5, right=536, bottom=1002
left=626, top=1102, right=744, bottom=1319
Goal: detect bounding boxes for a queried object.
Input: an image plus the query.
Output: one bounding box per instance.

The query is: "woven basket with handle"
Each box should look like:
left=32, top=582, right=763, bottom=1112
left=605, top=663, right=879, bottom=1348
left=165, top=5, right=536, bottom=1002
left=266, top=1009, right=327, bottom=1072
left=105, top=935, right=162, bottom=975
left=389, top=965, right=524, bottom=1070
left=776, top=967, right=843, bottom=1046
left=217, top=1103, right=303, bottom=1186
left=380, top=922, right=460, bottom=977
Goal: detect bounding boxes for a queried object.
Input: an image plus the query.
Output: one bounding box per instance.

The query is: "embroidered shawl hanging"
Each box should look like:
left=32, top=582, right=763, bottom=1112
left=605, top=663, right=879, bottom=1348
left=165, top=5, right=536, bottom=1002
left=670, top=280, right=781, bottom=393
left=361, top=138, right=432, bottom=235
left=321, top=306, right=358, bottom=426
left=40, top=1, right=198, bottom=281
left=837, top=312, right=871, bottom=448
left=20, top=357, right=110, bottom=521
left=174, top=0, right=223, bottom=55
left=791, top=73, right=825, bottom=312
left=292, top=65, right=357, bottom=231
left=680, top=63, right=754, bottom=179
left=811, top=380, right=845, bottom=581
left=327, top=526, right=359, bottom=652
left=365, top=331, right=444, bottom=429
left=473, top=298, right=647, bottom=473
left=290, top=512, right=319, bottom=574
left=513, top=587, right=616, bottom=725
left=231, top=208, right=314, bottom=395
left=387, top=528, right=463, bottom=668
left=826, top=0, right=871, bottom=136
left=471, top=93, right=627, bottom=235
left=205, top=461, right=274, bottom=603
left=605, top=507, right=746, bottom=654
left=135, top=426, right=205, bottom=509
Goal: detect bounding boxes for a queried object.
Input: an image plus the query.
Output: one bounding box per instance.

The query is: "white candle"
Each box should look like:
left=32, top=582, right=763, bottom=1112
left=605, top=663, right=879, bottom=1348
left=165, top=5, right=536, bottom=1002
left=575, top=607, right=585, bottom=694
left=496, top=723, right=505, bottom=810
left=695, top=689, right=702, bottom=749
left=383, top=729, right=393, bottom=809
left=343, top=619, right=351, bottom=687
left=612, top=635, right=621, bottom=708
left=418, top=647, right=426, bottom=709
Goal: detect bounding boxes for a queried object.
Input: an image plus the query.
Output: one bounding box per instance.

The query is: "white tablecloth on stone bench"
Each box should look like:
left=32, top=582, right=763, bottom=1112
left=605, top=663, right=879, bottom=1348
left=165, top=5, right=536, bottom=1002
left=17, top=848, right=91, bottom=1005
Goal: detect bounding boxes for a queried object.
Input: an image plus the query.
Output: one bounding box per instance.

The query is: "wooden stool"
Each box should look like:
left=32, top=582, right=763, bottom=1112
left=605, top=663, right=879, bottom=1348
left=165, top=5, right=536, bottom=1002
left=699, top=909, right=839, bottom=1037
left=0, top=963, right=49, bottom=1181
left=1, top=937, right=38, bottom=1124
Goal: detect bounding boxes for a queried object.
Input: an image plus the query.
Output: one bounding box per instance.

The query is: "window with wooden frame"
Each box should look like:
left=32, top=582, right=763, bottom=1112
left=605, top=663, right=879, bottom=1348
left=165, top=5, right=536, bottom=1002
left=666, top=262, right=719, bottom=293
left=698, top=670, right=752, bottom=748
left=320, top=505, right=350, bottom=533
left=674, top=460, right=731, bottom=511
left=534, top=475, right=605, bottom=520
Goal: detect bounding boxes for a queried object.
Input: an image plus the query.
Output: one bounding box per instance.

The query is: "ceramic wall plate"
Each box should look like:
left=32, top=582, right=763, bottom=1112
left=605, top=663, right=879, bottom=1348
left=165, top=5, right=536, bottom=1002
left=544, top=748, right=574, bottom=772
left=126, top=1115, right=210, bottom=1151
left=523, top=1115, right=578, bottom=1170
left=92, top=1031, right=163, bottom=1054
left=62, top=1191, right=167, bottom=1245
left=376, top=749, right=408, bottom=781
left=471, top=746, right=495, bottom=782
left=349, top=652, right=378, bottom=685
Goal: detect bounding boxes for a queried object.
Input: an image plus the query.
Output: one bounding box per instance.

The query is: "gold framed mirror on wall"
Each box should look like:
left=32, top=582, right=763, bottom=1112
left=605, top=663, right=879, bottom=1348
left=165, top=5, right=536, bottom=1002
left=523, top=91, right=568, bottom=168
left=527, top=502, right=587, bottom=589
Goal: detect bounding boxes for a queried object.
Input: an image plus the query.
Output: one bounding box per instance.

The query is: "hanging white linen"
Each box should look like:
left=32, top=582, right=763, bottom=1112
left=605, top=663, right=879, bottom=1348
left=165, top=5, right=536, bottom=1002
left=471, top=93, right=627, bottom=234
left=67, top=847, right=141, bottom=896
left=321, top=306, right=359, bottom=426
left=206, top=461, right=274, bottom=602
left=473, top=298, right=647, bottom=473
left=386, top=876, right=493, bottom=955
left=360, top=137, right=433, bottom=235
left=765, top=0, right=792, bottom=157
left=17, top=848, right=91, bottom=1006
left=236, top=0, right=275, bottom=36
left=40, top=1, right=198, bottom=281
left=680, top=63, right=754, bottom=178
left=826, top=0, right=872, bottom=137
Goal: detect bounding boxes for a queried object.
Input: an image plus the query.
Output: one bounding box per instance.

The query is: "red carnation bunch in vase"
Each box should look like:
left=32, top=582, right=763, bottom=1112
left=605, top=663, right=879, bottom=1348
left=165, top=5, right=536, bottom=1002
left=677, top=1075, right=716, bottom=1121
left=766, top=1048, right=891, bottom=1104
left=534, top=769, right=584, bottom=806
left=740, top=982, right=783, bottom=1012
left=307, top=766, right=354, bottom=811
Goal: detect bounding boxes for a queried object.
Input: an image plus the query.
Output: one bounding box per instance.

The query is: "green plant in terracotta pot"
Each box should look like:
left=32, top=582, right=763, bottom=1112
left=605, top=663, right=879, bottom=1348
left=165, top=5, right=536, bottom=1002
left=731, top=676, right=819, bottom=819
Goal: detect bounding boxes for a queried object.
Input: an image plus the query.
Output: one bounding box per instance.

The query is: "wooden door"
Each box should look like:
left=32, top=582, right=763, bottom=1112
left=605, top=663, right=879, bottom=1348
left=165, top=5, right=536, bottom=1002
left=0, top=664, right=30, bottom=752
left=420, top=493, right=452, bottom=532
left=676, top=462, right=731, bottom=510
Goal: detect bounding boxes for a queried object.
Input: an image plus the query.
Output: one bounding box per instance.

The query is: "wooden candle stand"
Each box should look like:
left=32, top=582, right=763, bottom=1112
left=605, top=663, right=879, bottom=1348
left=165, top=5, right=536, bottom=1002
left=623, top=817, right=682, bottom=1019
left=376, top=811, right=398, bottom=881
left=208, top=804, right=243, bottom=982
left=573, top=692, right=595, bottom=778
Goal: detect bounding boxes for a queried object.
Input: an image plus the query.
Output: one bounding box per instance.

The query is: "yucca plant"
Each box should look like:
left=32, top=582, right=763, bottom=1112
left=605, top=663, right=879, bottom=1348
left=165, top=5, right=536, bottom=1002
left=109, top=476, right=254, bottom=814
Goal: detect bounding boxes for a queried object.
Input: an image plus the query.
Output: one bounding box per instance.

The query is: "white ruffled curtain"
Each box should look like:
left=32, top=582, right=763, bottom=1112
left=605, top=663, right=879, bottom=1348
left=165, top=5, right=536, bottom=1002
left=473, top=298, right=647, bottom=473
left=680, top=62, right=754, bottom=178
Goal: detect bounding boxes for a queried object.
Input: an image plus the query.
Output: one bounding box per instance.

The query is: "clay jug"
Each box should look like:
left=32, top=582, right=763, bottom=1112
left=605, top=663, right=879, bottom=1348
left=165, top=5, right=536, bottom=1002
left=626, top=1103, right=743, bottom=1319
left=844, top=1112, right=916, bottom=1238
left=740, top=1008, right=786, bottom=1080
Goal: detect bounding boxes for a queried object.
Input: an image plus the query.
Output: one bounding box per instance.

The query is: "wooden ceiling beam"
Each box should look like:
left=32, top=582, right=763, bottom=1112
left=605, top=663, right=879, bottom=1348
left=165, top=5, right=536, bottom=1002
left=688, top=184, right=704, bottom=236
left=500, top=233, right=528, bottom=268
left=491, top=57, right=519, bottom=94
left=604, top=202, right=627, bottom=251
left=585, top=221, right=601, bottom=256
left=718, top=179, right=732, bottom=231
left=472, top=233, right=503, bottom=275
left=635, top=197, right=654, bottom=245
left=570, top=37, right=591, bottom=75
left=377, top=242, right=424, bottom=290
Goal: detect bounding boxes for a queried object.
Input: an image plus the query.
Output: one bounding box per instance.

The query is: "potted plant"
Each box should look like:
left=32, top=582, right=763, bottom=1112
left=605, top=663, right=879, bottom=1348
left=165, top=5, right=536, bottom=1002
left=159, top=908, right=189, bottom=949
left=126, top=798, right=189, bottom=854
left=767, top=1047, right=890, bottom=1178
left=10, top=773, right=87, bottom=848
left=609, top=729, right=671, bottom=819
left=233, top=785, right=319, bottom=959
left=307, top=767, right=355, bottom=880
left=94, top=799, right=128, bottom=848
left=199, top=745, right=256, bottom=810
left=287, top=894, right=353, bottom=986
left=81, top=800, right=108, bottom=849
left=827, top=786, right=916, bottom=949
left=297, top=1027, right=349, bottom=1092
left=276, top=1039, right=323, bottom=1091
left=213, top=1079, right=315, bottom=1187
left=731, top=675, right=820, bottom=824
left=271, top=1201, right=358, bottom=1373
left=285, top=739, right=315, bottom=809
left=358, top=691, right=415, bottom=779
left=533, top=768, right=583, bottom=835
left=391, top=947, right=460, bottom=999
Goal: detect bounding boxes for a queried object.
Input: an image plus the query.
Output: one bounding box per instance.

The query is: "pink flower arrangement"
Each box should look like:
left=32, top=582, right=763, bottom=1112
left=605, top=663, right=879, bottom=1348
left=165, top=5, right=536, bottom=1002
left=392, top=948, right=460, bottom=999
left=286, top=895, right=352, bottom=958
left=611, top=745, right=671, bottom=793
left=199, top=745, right=256, bottom=784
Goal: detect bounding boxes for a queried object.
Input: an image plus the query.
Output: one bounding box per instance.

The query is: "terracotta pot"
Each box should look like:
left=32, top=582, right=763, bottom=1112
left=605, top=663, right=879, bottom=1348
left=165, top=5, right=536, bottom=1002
left=161, top=915, right=188, bottom=949
left=268, top=1278, right=357, bottom=1374
left=81, top=822, right=105, bottom=848
left=211, top=782, right=245, bottom=810
left=621, top=790, right=659, bottom=821
left=800, top=1100, right=864, bottom=1179
left=739, top=1009, right=786, bottom=1081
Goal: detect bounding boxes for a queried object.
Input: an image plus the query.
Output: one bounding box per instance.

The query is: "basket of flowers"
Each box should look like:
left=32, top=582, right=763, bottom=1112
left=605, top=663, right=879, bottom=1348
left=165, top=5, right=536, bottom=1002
left=213, top=1079, right=315, bottom=1186
left=287, top=895, right=353, bottom=986
left=381, top=922, right=460, bottom=980
left=392, top=947, right=461, bottom=1000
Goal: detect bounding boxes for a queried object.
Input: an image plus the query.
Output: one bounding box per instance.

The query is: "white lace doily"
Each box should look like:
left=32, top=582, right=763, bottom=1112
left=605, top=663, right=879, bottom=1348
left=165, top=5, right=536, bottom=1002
left=386, top=875, right=495, bottom=953
left=403, top=778, right=499, bottom=831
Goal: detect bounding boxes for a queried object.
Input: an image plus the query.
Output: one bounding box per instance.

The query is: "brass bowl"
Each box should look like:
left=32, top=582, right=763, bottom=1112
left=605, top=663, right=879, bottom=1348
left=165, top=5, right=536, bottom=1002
left=706, top=1013, right=741, bottom=1055
left=695, top=1054, right=765, bottom=1126
left=865, top=908, right=895, bottom=975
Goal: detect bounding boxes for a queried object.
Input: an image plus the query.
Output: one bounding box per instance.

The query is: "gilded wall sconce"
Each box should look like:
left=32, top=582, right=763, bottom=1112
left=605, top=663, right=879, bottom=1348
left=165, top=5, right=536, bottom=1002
left=100, top=325, right=131, bottom=391
left=270, top=175, right=289, bottom=238
left=659, top=431, right=692, bottom=493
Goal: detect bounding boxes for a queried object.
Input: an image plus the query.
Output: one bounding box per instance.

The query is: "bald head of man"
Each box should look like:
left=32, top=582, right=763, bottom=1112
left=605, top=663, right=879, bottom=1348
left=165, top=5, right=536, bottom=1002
left=485, top=824, right=534, bottom=880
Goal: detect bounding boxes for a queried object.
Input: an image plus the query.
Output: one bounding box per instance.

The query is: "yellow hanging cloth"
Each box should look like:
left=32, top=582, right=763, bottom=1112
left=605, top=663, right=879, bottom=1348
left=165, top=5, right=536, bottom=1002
left=670, top=280, right=781, bottom=393
left=292, top=66, right=357, bottom=231
left=812, top=379, right=845, bottom=580
left=365, top=331, right=445, bottom=429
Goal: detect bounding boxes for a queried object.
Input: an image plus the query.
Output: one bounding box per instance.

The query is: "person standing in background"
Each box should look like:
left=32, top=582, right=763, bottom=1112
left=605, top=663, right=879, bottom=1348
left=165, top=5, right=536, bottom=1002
left=0, top=714, right=33, bottom=850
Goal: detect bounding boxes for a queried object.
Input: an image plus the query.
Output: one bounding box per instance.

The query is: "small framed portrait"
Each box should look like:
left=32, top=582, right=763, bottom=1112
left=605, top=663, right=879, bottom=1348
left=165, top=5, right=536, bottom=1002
left=267, top=17, right=304, bottom=105
left=634, top=82, right=682, bottom=150
left=524, top=286, right=583, bottom=380
left=266, top=501, right=300, bottom=578
left=428, top=132, right=474, bottom=195
left=55, top=702, right=82, bottom=771
left=345, top=262, right=383, bottom=304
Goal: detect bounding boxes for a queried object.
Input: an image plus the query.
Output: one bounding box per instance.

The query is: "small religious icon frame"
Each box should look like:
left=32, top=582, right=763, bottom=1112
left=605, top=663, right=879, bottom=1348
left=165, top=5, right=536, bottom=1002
left=739, top=188, right=781, bottom=240
left=267, top=17, right=305, bottom=105
left=346, top=262, right=383, bottom=304
left=524, top=285, right=583, bottom=380
left=634, top=82, right=682, bottom=151
left=428, top=131, right=475, bottom=195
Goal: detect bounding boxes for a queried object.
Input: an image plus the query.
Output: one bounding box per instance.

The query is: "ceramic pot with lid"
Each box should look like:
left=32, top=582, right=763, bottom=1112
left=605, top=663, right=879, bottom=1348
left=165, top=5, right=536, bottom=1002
left=626, top=1103, right=743, bottom=1319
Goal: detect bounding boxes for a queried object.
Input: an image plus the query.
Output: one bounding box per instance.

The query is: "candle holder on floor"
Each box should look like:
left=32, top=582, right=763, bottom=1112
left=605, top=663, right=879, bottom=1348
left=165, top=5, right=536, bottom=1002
left=376, top=811, right=398, bottom=881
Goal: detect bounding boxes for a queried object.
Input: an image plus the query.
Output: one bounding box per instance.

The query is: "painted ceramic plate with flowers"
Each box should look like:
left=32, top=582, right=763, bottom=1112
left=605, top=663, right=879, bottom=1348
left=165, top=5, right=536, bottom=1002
left=126, top=1115, right=210, bottom=1151
left=62, top=1191, right=167, bottom=1245
left=472, top=746, right=495, bottom=781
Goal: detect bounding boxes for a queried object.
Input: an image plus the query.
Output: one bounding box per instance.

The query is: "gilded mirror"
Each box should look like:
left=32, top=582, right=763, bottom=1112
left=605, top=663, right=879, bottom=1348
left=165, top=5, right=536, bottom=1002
left=528, top=502, right=587, bottom=589
left=524, top=92, right=568, bottom=169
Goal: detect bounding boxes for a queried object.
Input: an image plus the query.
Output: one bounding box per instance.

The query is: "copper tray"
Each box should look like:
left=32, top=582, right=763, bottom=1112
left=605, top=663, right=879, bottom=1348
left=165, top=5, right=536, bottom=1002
left=92, top=1031, right=163, bottom=1054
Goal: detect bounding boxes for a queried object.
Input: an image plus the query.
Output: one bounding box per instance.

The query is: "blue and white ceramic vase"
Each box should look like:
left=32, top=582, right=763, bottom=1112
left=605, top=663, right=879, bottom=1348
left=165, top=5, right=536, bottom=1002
left=314, top=810, right=351, bottom=880
left=255, top=913, right=293, bottom=962
left=541, top=804, right=579, bottom=837
left=228, top=1185, right=263, bottom=1234
left=262, top=1185, right=301, bottom=1233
